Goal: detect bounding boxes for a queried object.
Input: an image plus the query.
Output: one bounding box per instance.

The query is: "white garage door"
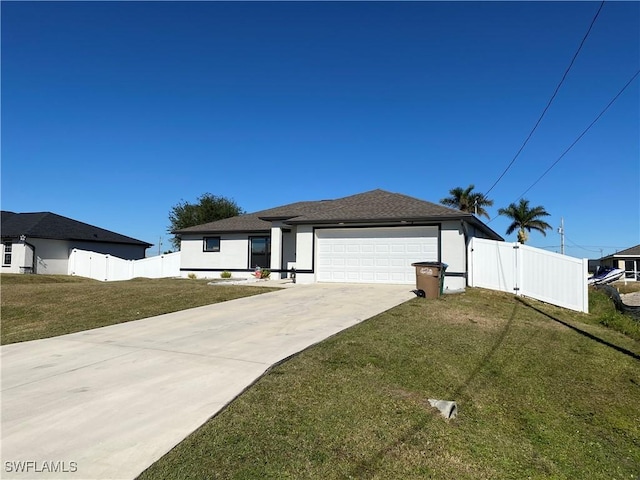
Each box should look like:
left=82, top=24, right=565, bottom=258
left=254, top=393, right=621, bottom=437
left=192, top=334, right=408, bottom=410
left=316, top=226, right=438, bottom=284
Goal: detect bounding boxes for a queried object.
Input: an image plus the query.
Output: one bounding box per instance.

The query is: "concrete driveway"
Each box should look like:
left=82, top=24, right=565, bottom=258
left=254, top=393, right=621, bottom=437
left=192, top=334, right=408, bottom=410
left=1, top=283, right=413, bottom=480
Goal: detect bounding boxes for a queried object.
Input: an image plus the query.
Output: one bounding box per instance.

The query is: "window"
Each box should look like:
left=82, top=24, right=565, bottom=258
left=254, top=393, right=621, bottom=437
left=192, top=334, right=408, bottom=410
left=250, top=236, right=271, bottom=268
left=203, top=237, right=221, bottom=252
left=3, top=242, right=12, bottom=266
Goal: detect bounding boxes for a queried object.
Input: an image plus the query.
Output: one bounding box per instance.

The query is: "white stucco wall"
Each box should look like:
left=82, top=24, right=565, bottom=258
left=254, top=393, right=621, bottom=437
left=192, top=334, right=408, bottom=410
left=22, top=238, right=72, bottom=275
left=439, top=220, right=467, bottom=291
left=293, top=225, right=315, bottom=284
left=180, top=234, right=252, bottom=271
left=270, top=226, right=283, bottom=278
left=180, top=229, right=299, bottom=280
left=175, top=221, right=493, bottom=286
left=1, top=242, right=28, bottom=274
left=267, top=223, right=298, bottom=279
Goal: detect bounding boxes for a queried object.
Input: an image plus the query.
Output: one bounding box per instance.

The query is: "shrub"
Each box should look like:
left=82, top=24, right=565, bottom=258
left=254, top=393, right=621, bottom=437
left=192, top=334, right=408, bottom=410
left=187, top=273, right=197, bottom=280
left=252, top=268, right=270, bottom=279
left=220, top=271, right=232, bottom=279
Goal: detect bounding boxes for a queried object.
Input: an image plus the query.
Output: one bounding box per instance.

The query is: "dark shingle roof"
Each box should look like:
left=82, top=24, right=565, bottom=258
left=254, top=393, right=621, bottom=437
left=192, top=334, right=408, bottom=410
left=1, top=211, right=152, bottom=246
left=176, top=212, right=272, bottom=234
left=274, top=189, right=466, bottom=223
left=607, top=244, right=640, bottom=258
left=176, top=189, right=503, bottom=240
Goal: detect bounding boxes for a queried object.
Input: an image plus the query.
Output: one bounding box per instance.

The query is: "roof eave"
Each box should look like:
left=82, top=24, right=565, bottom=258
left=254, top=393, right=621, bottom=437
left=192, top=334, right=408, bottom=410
left=176, top=229, right=271, bottom=235
left=1, top=233, right=151, bottom=247
left=258, top=215, right=301, bottom=222
left=66, top=236, right=152, bottom=247
left=282, top=214, right=504, bottom=241
left=283, top=216, right=447, bottom=225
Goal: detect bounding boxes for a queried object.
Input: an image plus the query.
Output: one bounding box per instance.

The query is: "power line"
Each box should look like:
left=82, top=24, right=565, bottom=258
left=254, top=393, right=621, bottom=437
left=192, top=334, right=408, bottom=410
left=487, top=68, right=640, bottom=228
left=483, top=0, right=605, bottom=198
left=514, top=69, right=640, bottom=200
left=565, top=238, right=603, bottom=253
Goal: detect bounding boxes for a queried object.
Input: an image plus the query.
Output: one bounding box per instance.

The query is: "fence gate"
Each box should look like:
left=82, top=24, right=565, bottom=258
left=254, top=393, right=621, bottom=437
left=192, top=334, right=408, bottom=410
left=468, top=238, right=589, bottom=313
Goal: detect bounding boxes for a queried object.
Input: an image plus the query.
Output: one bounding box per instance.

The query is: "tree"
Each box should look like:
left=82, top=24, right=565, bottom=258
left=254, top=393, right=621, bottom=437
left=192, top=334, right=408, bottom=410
left=440, top=184, right=494, bottom=219
left=497, top=198, right=552, bottom=244
left=168, top=193, right=244, bottom=249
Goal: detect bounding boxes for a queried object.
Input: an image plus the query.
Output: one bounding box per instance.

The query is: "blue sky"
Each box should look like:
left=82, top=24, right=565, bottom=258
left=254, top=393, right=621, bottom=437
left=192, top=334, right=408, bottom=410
left=2, top=1, right=638, bottom=258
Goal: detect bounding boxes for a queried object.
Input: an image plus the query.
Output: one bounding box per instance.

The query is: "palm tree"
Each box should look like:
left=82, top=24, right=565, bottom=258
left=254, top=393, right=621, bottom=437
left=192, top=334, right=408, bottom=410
left=498, top=198, right=552, bottom=244
left=440, top=184, right=494, bottom=219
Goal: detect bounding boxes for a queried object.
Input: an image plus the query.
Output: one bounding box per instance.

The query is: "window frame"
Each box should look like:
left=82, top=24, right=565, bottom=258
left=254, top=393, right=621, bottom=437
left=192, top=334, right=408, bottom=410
left=203, top=236, right=221, bottom=253
left=249, top=236, right=271, bottom=269
left=3, top=242, right=12, bottom=266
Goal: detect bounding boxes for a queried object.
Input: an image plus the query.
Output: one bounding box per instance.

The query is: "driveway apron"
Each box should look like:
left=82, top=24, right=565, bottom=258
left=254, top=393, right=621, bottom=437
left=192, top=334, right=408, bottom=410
left=1, top=283, right=413, bottom=480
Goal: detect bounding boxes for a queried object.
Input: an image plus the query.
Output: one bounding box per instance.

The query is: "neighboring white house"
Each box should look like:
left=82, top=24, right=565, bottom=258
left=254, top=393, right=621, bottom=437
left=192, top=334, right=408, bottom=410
left=1, top=211, right=152, bottom=275
left=175, top=189, right=503, bottom=290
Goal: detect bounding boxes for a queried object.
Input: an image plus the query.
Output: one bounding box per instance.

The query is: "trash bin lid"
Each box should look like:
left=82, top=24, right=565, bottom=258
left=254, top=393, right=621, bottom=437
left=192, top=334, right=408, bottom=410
left=411, top=261, right=443, bottom=267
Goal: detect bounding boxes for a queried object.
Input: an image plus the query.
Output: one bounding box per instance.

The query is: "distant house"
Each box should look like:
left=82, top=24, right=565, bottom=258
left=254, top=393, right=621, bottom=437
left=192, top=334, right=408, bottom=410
left=1, top=211, right=152, bottom=275
left=599, top=244, right=640, bottom=280
left=175, top=189, right=503, bottom=290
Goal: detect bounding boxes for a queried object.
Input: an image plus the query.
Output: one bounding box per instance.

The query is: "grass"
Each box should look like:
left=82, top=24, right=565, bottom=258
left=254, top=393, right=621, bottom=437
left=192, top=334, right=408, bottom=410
left=586, top=285, right=640, bottom=341
left=0, top=274, right=279, bottom=344
left=138, top=287, right=640, bottom=480
left=3, top=274, right=639, bottom=477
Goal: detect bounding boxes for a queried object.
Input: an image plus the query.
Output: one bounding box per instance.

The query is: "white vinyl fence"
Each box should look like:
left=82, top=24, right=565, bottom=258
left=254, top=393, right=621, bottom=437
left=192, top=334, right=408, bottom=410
left=68, top=249, right=181, bottom=282
left=468, top=238, right=589, bottom=313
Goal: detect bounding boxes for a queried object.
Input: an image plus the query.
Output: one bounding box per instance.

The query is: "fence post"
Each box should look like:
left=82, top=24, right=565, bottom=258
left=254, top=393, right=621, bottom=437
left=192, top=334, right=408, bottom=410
left=467, top=238, right=473, bottom=287
left=513, top=243, right=520, bottom=296
left=582, top=258, right=589, bottom=313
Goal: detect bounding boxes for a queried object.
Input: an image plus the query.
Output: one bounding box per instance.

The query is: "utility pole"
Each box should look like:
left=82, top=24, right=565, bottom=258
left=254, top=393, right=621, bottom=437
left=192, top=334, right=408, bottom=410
left=558, top=218, right=565, bottom=255
left=158, top=236, right=162, bottom=256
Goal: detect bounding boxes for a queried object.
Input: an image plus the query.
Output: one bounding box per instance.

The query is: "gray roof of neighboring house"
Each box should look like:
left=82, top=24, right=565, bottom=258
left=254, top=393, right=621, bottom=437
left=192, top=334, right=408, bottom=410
left=176, top=189, right=503, bottom=240
left=1, top=211, right=152, bottom=247
left=604, top=244, right=640, bottom=258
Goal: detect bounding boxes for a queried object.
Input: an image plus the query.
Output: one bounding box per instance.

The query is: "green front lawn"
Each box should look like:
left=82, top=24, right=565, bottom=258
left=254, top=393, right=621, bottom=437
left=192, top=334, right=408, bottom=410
left=138, top=287, right=640, bottom=480
left=3, top=274, right=638, bottom=478
left=0, top=274, right=279, bottom=344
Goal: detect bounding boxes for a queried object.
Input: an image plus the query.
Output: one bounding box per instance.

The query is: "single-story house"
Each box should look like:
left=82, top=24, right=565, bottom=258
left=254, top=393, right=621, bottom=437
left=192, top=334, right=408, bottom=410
left=1, top=211, right=152, bottom=275
left=599, top=244, right=640, bottom=280
left=175, top=189, right=503, bottom=290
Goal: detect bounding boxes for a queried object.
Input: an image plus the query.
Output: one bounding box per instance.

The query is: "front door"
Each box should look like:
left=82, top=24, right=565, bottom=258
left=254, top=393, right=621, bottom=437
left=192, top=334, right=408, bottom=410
left=250, top=236, right=271, bottom=269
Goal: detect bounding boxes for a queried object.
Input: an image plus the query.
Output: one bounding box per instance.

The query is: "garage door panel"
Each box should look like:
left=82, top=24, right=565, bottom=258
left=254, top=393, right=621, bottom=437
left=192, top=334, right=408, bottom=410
left=361, top=258, right=374, bottom=267
left=316, top=227, right=438, bottom=284
left=406, top=244, right=423, bottom=254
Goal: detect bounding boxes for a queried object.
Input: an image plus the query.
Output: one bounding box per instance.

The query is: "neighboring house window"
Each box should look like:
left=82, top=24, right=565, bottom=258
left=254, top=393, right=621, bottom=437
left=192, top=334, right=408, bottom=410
left=3, top=242, right=12, bottom=266
left=203, top=237, right=221, bottom=252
